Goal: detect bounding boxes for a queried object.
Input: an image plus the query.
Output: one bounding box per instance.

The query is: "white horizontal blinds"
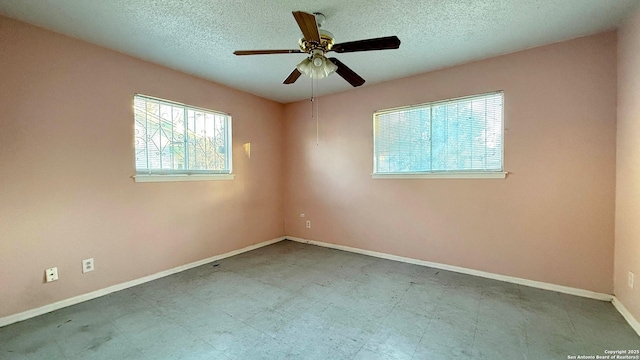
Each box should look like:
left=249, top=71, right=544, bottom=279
left=134, top=95, right=231, bottom=175
left=374, top=108, right=431, bottom=173
left=374, top=92, right=503, bottom=173
left=134, top=96, right=148, bottom=170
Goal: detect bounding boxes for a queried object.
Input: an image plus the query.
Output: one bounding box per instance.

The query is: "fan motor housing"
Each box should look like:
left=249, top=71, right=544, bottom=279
left=299, top=29, right=335, bottom=54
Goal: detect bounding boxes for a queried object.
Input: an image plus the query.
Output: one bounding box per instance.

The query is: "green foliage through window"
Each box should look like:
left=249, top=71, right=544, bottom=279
left=373, top=92, right=503, bottom=174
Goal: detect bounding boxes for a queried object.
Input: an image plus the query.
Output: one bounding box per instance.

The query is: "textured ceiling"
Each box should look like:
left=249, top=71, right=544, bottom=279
left=1, top=0, right=639, bottom=103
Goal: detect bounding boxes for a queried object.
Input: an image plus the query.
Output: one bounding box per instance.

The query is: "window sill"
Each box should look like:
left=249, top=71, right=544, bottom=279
left=133, top=174, right=235, bottom=183
left=372, top=172, right=508, bottom=179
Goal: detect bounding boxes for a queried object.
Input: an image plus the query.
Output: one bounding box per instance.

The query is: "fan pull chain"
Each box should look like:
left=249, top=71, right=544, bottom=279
left=310, top=76, right=314, bottom=121
left=310, top=77, right=319, bottom=146
left=315, top=78, right=319, bottom=146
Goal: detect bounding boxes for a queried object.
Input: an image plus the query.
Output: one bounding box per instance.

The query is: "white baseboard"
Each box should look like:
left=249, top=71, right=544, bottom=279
left=4, top=235, right=635, bottom=336
left=286, top=236, right=613, bottom=302
left=612, top=297, right=640, bottom=337
left=0, top=236, right=285, bottom=328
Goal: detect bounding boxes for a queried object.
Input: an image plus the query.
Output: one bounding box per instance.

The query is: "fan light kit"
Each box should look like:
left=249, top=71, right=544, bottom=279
left=296, top=49, right=338, bottom=79
left=234, top=11, right=401, bottom=87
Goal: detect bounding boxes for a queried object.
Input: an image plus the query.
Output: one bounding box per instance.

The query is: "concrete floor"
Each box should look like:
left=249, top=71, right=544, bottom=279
left=1, top=240, right=638, bottom=359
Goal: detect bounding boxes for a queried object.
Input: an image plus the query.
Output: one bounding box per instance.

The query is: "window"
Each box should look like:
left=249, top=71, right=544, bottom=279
left=133, top=94, right=233, bottom=182
left=373, top=91, right=505, bottom=179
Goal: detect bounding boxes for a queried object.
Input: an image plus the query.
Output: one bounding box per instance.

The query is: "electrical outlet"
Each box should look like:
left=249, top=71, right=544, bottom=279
left=306, top=220, right=311, bottom=229
left=45, top=267, right=58, bottom=282
left=82, top=258, right=94, bottom=273
left=629, top=271, right=634, bottom=289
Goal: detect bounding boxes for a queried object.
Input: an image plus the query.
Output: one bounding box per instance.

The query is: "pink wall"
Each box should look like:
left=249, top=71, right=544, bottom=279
left=284, top=32, right=617, bottom=294
left=615, top=6, right=640, bottom=321
left=0, top=17, right=284, bottom=318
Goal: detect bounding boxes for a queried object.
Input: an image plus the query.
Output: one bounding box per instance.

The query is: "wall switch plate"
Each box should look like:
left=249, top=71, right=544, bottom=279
left=629, top=271, right=634, bottom=289
left=45, top=267, right=58, bottom=282
left=82, top=258, right=94, bottom=273
left=300, top=213, right=305, bottom=218
left=306, top=220, right=311, bottom=229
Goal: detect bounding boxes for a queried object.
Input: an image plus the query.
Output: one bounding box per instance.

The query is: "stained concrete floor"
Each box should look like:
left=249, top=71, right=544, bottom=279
left=1, top=240, right=639, bottom=359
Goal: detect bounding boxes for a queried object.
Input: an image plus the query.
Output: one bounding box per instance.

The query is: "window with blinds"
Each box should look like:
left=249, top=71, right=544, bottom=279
left=373, top=92, right=504, bottom=176
left=134, top=95, right=232, bottom=176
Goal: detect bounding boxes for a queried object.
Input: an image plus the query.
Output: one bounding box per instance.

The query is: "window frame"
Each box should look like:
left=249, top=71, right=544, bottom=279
left=132, top=94, right=234, bottom=183
left=372, top=91, right=507, bottom=179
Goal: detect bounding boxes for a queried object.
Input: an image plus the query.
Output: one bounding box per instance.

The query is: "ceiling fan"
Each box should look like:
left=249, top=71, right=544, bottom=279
left=234, top=11, right=401, bottom=87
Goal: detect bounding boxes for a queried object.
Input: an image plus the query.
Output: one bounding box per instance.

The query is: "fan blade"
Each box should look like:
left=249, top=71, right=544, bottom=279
left=328, top=58, right=365, bottom=87
left=283, top=68, right=302, bottom=84
left=234, top=49, right=302, bottom=55
left=331, top=36, right=401, bottom=53
left=292, top=11, right=320, bottom=42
